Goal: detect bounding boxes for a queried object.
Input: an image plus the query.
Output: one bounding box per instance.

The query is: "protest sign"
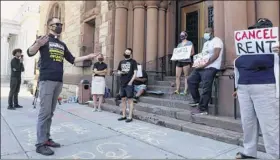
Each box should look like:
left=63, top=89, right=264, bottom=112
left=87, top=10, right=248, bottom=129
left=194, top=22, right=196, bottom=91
left=192, top=52, right=210, bottom=68
left=136, top=65, right=143, bottom=77
left=234, top=27, right=279, bottom=55
left=171, top=46, right=192, bottom=61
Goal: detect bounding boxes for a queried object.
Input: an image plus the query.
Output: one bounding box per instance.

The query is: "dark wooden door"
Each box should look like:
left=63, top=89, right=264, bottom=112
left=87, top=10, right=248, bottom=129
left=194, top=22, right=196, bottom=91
left=185, top=11, right=199, bottom=55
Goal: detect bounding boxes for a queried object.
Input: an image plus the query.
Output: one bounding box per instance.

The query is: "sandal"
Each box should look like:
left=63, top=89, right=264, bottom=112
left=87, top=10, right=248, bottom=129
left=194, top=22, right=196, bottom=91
left=183, top=89, right=189, bottom=95
left=235, top=152, right=256, bottom=159
left=174, top=90, right=179, bottom=94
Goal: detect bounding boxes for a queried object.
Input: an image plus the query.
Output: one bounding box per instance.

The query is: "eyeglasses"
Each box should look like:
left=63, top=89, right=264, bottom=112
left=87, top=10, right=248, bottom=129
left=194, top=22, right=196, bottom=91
left=50, top=23, right=63, bottom=27
left=257, top=18, right=268, bottom=23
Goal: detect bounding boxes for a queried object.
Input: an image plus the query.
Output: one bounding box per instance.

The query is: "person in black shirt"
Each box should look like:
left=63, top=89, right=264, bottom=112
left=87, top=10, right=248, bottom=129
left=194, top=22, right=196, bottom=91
left=27, top=17, right=98, bottom=156
left=133, top=64, right=148, bottom=103
left=116, top=48, right=138, bottom=123
left=92, top=54, right=107, bottom=112
left=7, top=48, right=25, bottom=110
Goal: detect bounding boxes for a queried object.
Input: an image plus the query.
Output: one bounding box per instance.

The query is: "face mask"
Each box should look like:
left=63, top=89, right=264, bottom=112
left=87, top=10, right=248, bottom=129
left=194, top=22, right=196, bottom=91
left=98, top=58, right=104, bottom=62
left=204, top=33, right=211, bottom=40
left=53, top=26, right=62, bottom=34
left=180, top=35, right=186, bottom=41
left=123, top=54, right=130, bottom=59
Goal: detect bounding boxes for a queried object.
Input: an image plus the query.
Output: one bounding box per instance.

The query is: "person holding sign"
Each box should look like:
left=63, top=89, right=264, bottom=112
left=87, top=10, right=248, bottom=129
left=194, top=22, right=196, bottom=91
left=173, top=31, right=194, bottom=95
left=233, top=18, right=279, bottom=159
left=187, top=28, right=224, bottom=115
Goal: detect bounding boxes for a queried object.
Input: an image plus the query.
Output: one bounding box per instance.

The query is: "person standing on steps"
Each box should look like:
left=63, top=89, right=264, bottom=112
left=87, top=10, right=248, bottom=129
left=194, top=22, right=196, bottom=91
left=116, top=48, right=138, bottom=123
left=27, top=17, right=98, bottom=156
left=187, top=27, right=224, bottom=115
left=174, top=31, right=195, bottom=95
left=92, top=53, right=107, bottom=112
left=7, top=48, right=25, bottom=110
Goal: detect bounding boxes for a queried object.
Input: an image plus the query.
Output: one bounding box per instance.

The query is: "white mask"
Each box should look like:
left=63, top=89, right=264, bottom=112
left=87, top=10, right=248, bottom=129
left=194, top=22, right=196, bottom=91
left=204, top=33, right=211, bottom=40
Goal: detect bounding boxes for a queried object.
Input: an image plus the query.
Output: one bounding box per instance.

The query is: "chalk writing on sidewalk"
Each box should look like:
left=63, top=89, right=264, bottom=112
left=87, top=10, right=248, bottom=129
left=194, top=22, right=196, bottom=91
left=96, top=142, right=131, bottom=159
left=60, top=122, right=90, bottom=135
left=59, top=151, right=96, bottom=159
left=115, top=124, right=167, bottom=145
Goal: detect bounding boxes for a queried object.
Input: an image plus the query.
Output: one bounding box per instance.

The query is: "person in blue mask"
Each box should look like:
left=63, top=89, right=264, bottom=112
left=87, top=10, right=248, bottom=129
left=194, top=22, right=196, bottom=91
left=187, top=28, right=224, bottom=115
left=233, top=18, right=279, bottom=159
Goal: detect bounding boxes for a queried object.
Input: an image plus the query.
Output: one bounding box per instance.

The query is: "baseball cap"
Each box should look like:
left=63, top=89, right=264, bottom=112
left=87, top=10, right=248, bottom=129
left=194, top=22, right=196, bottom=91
left=248, top=18, right=273, bottom=29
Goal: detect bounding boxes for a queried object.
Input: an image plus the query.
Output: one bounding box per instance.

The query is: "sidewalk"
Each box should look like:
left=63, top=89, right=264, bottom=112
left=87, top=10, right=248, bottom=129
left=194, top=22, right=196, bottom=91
left=1, top=84, right=270, bottom=159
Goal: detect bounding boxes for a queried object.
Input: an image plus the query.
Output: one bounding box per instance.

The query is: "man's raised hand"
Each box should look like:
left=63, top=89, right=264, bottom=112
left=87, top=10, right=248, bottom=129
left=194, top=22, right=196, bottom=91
left=35, top=36, right=49, bottom=47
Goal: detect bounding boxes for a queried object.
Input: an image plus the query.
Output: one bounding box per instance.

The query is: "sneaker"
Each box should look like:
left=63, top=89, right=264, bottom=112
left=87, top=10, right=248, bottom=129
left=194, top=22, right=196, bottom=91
left=98, top=108, right=102, bottom=112
left=189, top=102, right=199, bottom=107
left=14, top=105, right=23, bottom=108
left=92, top=108, right=97, bottom=112
left=125, top=118, right=133, bottom=123
left=174, top=90, right=179, bottom=94
left=118, top=117, right=127, bottom=121
left=191, top=108, right=208, bottom=115
left=36, top=145, right=54, bottom=156
left=7, top=106, right=15, bottom=110
left=45, top=139, right=61, bottom=148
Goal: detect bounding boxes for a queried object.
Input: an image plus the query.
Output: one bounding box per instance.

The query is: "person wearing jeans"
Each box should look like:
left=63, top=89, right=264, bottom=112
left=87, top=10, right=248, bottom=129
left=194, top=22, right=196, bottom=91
left=187, top=28, right=224, bottom=115
left=27, top=17, right=98, bottom=156
left=233, top=18, right=279, bottom=159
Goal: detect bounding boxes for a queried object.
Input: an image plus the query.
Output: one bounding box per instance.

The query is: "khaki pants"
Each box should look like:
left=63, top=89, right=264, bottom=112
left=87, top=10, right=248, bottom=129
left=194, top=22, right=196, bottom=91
left=237, top=84, right=279, bottom=159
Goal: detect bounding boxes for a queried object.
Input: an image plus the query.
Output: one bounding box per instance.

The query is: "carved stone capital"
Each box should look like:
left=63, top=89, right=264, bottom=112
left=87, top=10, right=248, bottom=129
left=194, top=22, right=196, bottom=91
left=132, top=1, right=145, bottom=9
left=115, top=1, right=129, bottom=9
left=107, top=0, right=115, bottom=10
left=145, top=1, right=160, bottom=9
left=159, top=1, right=168, bottom=11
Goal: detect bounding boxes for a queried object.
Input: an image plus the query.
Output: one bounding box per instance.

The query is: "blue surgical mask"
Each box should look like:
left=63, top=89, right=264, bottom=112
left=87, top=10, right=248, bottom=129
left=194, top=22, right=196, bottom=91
left=204, top=33, right=211, bottom=40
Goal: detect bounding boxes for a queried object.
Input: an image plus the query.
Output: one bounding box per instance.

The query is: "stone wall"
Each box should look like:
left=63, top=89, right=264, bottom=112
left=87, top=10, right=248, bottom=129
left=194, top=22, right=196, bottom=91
left=38, top=1, right=115, bottom=99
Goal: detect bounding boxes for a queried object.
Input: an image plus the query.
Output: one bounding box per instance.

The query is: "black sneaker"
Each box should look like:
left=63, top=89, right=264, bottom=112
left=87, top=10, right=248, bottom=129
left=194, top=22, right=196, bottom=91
left=125, top=118, right=133, bottom=123
left=45, top=139, right=61, bottom=148
left=118, top=117, right=127, bottom=121
left=7, top=106, right=15, bottom=110
left=36, top=145, right=54, bottom=156
left=14, top=105, right=23, bottom=108
left=189, top=102, right=199, bottom=107
left=235, top=152, right=256, bottom=159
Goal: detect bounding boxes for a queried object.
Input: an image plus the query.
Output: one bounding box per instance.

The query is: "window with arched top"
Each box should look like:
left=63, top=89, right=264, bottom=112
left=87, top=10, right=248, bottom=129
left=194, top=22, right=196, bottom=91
left=45, top=2, right=65, bottom=34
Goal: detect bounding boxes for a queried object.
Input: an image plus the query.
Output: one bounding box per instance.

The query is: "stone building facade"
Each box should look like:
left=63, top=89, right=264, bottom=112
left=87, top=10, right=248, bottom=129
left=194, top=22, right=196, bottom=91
left=37, top=1, right=279, bottom=115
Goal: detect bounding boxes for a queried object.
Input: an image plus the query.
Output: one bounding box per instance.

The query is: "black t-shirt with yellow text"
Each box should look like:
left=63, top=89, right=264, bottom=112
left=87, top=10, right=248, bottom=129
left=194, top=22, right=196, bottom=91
left=27, top=34, right=75, bottom=82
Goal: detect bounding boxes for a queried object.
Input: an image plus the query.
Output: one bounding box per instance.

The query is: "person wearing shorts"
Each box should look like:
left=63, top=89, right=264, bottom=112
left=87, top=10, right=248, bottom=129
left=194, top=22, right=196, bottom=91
left=117, top=48, right=137, bottom=123
left=133, top=68, right=148, bottom=103
left=91, top=54, right=107, bottom=112
left=174, top=31, right=195, bottom=95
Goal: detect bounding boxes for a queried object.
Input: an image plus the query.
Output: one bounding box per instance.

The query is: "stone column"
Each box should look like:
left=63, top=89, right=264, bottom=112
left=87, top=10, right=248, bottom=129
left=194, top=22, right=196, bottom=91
left=145, top=1, right=160, bottom=71
left=157, top=1, right=168, bottom=71
left=113, top=1, right=129, bottom=69
left=224, top=1, right=247, bottom=66
left=132, top=1, right=145, bottom=64
left=256, top=1, right=279, bottom=27
left=247, top=1, right=256, bottom=27
left=213, top=1, right=225, bottom=41
left=1, top=34, right=10, bottom=80
left=218, top=1, right=248, bottom=117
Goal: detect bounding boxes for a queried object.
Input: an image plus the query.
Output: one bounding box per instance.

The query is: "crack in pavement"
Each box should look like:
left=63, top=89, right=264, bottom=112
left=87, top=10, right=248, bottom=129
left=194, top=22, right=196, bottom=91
left=58, top=107, right=188, bottom=159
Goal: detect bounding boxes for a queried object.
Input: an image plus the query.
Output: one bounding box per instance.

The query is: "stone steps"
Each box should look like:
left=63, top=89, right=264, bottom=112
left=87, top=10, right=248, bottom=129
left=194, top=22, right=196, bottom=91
left=105, top=98, right=241, bottom=133
left=100, top=102, right=265, bottom=152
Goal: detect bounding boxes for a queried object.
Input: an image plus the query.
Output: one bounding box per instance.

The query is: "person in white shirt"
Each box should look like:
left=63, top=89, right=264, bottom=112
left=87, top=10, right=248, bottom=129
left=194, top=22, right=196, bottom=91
left=187, top=28, right=224, bottom=115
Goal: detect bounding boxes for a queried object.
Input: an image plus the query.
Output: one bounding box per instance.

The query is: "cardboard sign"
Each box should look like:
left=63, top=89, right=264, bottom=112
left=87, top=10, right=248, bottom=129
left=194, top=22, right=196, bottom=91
left=171, top=46, right=192, bottom=61
left=234, top=27, right=279, bottom=55
left=192, top=52, right=210, bottom=68
left=136, top=65, right=143, bottom=77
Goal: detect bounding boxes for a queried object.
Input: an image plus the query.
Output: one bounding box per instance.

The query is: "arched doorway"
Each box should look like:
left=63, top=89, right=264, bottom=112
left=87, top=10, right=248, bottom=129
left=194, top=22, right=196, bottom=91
left=44, top=2, right=65, bottom=35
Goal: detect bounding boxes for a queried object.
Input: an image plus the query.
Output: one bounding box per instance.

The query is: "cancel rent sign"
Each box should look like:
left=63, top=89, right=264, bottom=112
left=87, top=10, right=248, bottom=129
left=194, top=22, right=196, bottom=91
left=234, top=27, right=279, bottom=55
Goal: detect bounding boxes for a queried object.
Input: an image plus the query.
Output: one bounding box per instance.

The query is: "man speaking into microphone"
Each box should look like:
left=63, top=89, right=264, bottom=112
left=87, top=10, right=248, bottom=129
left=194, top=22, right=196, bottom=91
left=27, top=17, right=98, bottom=156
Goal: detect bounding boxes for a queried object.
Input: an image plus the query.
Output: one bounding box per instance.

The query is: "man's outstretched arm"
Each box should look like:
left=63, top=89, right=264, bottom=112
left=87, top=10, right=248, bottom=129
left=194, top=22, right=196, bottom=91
left=27, top=36, right=49, bottom=57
